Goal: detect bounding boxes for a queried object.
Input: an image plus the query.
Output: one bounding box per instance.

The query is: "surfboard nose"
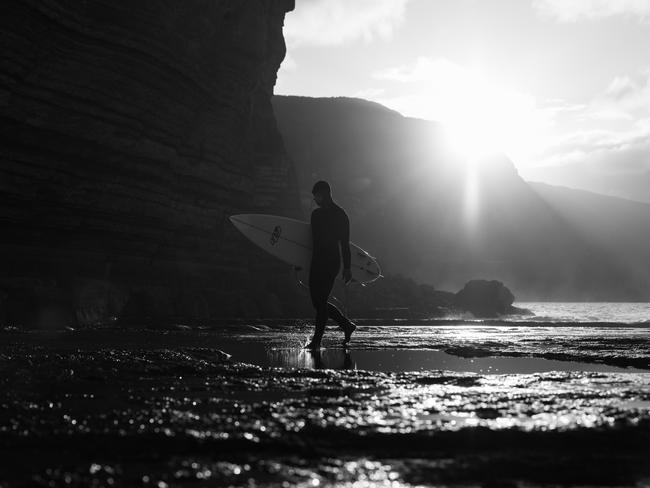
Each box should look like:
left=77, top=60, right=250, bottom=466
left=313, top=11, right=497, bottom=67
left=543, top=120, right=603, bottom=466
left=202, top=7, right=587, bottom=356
left=229, top=215, right=245, bottom=230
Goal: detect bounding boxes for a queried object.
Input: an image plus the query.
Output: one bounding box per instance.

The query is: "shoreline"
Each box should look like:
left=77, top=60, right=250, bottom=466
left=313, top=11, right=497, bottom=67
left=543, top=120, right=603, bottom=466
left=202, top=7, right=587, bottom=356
left=6, top=317, right=650, bottom=330
left=3, top=324, right=648, bottom=370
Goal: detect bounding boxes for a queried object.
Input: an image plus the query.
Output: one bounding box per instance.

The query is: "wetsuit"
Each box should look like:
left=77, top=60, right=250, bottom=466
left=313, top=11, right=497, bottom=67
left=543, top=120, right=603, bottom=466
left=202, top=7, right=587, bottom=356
left=309, top=202, right=352, bottom=343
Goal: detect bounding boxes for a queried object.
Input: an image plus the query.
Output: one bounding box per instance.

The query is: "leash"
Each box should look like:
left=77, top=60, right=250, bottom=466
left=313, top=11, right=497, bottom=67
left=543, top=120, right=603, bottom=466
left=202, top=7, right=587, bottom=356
left=293, top=267, right=348, bottom=316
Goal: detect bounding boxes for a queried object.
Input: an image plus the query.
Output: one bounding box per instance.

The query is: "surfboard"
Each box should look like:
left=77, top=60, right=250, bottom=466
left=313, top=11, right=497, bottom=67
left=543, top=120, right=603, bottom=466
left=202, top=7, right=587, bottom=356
left=229, top=214, right=381, bottom=285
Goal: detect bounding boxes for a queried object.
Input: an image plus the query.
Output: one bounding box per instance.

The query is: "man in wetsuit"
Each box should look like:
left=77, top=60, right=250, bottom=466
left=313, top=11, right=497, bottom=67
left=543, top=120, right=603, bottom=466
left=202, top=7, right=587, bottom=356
left=306, top=180, right=356, bottom=349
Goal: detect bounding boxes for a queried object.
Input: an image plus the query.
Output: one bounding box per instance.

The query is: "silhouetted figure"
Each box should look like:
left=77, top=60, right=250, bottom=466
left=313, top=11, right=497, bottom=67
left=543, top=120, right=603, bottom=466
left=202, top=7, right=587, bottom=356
left=305, top=181, right=356, bottom=349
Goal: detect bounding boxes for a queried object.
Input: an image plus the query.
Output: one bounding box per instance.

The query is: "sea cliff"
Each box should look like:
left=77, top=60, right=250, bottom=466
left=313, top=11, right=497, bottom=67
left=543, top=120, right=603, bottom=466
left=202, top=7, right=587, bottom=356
left=0, top=0, right=300, bottom=327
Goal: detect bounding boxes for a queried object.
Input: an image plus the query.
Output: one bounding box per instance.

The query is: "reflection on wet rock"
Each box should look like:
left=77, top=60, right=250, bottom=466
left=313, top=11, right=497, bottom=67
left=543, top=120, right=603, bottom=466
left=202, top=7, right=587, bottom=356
left=267, top=348, right=356, bottom=370
left=0, top=328, right=649, bottom=486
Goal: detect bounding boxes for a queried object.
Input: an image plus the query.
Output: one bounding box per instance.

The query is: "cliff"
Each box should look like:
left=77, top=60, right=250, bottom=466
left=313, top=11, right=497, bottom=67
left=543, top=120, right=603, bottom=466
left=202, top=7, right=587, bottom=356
left=0, top=0, right=301, bottom=327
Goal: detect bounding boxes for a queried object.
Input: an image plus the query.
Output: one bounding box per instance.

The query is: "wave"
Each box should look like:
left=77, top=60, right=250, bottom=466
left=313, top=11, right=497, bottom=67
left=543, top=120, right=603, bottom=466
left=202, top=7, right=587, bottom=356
left=349, top=318, right=650, bottom=328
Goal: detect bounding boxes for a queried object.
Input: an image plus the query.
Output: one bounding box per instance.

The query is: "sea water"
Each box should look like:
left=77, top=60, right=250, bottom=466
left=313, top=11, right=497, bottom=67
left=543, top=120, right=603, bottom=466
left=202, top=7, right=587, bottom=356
left=513, top=302, right=650, bottom=324
left=219, top=300, right=650, bottom=372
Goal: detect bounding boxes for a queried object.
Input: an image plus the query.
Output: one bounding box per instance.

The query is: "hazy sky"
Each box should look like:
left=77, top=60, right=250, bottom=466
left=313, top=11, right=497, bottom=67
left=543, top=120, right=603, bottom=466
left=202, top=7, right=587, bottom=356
left=276, top=0, right=650, bottom=178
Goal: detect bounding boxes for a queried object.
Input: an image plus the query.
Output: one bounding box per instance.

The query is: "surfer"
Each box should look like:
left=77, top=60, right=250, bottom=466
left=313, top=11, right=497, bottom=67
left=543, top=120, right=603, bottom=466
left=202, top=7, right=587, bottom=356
left=305, top=180, right=356, bottom=349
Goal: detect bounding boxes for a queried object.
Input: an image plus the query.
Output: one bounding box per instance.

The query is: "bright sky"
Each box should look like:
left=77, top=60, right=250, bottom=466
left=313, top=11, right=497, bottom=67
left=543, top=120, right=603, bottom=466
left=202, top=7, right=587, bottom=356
left=276, top=0, right=650, bottom=177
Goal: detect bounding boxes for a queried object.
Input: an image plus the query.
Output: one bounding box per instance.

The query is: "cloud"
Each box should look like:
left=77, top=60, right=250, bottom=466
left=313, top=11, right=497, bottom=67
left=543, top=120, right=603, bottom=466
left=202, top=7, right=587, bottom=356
left=540, top=122, right=650, bottom=165
left=352, top=88, right=386, bottom=99
left=533, top=71, right=650, bottom=173
left=283, top=0, right=410, bottom=47
left=600, top=71, right=650, bottom=115
left=533, top=0, right=650, bottom=22
left=280, top=53, right=297, bottom=72
left=605, top=76, right=639, bottom=100
left=373, top=57, right=466, bottom=83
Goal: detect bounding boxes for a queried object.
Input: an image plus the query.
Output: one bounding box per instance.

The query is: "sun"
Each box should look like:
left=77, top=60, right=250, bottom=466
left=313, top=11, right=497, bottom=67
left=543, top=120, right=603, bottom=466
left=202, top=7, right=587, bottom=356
left=441, top=87, right=543, bottom=166
left=408, top=64, right=553, bottom=232
left=444, top=120, right=501, bottom=165
left=415, top=62, right=548, bottom=167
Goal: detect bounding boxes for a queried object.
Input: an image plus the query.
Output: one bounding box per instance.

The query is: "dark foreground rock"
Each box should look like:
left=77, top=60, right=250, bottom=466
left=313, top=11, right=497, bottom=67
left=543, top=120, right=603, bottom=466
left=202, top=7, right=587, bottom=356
left=1, top=328, right=649, bottom=487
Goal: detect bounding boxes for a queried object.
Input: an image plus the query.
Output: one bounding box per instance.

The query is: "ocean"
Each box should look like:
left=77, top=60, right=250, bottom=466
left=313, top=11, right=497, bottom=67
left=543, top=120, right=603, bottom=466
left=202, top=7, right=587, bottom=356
left=513, top=302, right=650, bottom=324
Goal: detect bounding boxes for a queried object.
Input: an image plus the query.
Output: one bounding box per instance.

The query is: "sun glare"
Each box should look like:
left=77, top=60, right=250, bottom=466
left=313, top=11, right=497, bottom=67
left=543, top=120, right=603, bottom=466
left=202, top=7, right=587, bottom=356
left=416, top=61, right=549, bottom=168
left=445, top=122, right=499, bottom=165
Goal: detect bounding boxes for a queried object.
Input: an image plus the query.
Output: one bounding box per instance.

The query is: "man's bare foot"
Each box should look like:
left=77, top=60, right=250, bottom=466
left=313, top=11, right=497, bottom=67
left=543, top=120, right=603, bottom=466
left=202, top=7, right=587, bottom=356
left=343, top=321, right=356, bottom=345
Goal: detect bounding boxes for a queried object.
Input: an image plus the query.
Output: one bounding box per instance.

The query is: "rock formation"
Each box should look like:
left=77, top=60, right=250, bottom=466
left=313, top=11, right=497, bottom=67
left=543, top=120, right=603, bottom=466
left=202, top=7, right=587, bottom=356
left=0, top=0, right=300, bottom=327
left=454, top=280, right=517, bottom=318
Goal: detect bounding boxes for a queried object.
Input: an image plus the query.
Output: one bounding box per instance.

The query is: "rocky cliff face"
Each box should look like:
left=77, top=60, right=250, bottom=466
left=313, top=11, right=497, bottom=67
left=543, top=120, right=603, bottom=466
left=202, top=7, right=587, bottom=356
left=0, top=0, right=301, bottom=327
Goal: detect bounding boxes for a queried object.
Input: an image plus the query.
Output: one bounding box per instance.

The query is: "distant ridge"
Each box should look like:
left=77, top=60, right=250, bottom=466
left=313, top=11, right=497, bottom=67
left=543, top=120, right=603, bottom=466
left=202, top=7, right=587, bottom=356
left=273, top=95, right=650, bottom=301
left=274, top=95, right=405, bottom=117
left=524, top=164, right=650, bottom=205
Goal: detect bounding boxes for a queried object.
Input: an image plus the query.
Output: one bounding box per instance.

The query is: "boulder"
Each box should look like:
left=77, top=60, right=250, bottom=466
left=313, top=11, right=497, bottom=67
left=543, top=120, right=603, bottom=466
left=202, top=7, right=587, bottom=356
left=453, top=280, right=516, bottom=318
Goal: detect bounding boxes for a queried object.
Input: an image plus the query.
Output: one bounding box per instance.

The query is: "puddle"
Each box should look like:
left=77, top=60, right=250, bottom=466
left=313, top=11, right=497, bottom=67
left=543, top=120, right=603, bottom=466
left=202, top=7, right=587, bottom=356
left=223, top=341, right=647, bottom=374
left=347, top=350, right=647, bottom=374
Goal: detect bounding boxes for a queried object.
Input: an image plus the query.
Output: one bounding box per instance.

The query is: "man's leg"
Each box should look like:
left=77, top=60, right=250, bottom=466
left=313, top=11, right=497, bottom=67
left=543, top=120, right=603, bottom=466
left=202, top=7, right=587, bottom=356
left=309, top=299, right=327, bottom=348
left=307, top=267, right=331, bottom=348
left=307, top=264, right=338, bottom=348
left=327, top=302, right=354, bottom=329
left=321, top=282, right=356, bottom=344
left=327, top=302, right=356, bottom=344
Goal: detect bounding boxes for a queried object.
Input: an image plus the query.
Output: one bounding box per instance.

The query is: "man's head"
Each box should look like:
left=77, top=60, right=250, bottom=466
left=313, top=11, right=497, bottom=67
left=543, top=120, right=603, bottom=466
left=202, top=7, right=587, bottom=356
left=312, top=180, right=331, bottom=207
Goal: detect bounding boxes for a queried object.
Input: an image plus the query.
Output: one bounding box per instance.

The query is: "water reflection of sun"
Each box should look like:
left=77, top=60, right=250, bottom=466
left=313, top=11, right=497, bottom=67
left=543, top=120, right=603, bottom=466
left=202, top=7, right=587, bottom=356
left=446, top=326, right=494, bottom=341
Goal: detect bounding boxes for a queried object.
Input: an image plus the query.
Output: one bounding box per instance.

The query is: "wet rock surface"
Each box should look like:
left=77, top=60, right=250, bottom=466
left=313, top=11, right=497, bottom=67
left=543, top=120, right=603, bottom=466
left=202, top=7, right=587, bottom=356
left=1, top=327, right=649, bottom=486
left=224, top=323, right=650, bottom=370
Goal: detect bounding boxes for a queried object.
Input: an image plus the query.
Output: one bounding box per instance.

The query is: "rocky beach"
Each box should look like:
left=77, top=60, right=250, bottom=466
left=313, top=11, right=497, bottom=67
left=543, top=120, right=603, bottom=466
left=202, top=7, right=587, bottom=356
left=1, top=324, right=649, bottom=487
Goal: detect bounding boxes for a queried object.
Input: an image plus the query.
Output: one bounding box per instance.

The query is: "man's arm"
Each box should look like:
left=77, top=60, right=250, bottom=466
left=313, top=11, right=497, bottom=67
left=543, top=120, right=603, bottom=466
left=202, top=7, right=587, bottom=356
left=311, top=208, right=322, bottom=240
left=340, top=212, right=351, bottom=282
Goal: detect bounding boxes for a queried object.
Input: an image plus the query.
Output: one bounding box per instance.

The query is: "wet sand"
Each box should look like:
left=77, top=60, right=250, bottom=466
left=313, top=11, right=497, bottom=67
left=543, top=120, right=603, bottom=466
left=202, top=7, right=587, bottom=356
left=1, top=325, right=649, bottom=487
